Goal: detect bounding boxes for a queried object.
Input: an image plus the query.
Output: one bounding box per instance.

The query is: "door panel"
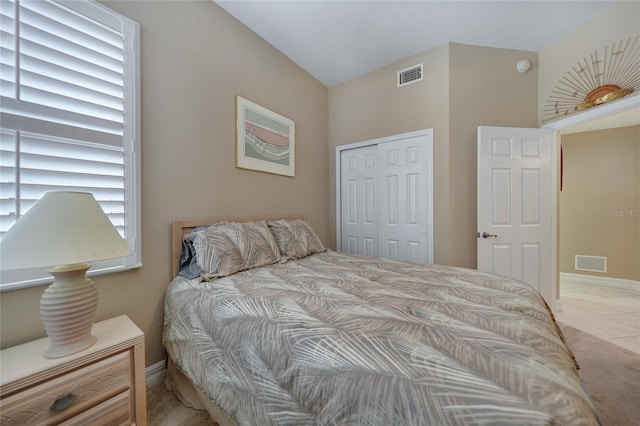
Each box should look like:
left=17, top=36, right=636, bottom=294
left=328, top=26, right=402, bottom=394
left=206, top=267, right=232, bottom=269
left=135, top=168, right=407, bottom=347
left=521, top=169, right=540, bottom=224
left=340, top=145, right=377, bottom=256
left=478, top=126, right=553, bottom=304
left=378, top=136, right=432, bottom=264
left=522, top=243, right=540, bottom=287
left=492, top=169, right=512, bottom=224
left=492, top=244, right=512, bottom=277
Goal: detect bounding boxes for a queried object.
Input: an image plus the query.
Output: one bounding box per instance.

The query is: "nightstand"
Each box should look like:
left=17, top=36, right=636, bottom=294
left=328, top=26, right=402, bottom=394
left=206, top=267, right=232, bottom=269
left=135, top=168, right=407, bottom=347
left=0, top=315, right=147, bottom=425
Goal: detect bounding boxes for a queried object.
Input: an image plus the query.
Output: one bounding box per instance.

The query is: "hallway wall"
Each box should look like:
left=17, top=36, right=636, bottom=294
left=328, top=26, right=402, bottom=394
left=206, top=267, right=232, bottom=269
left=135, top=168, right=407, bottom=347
left=560, top=125, right=640, bottom=281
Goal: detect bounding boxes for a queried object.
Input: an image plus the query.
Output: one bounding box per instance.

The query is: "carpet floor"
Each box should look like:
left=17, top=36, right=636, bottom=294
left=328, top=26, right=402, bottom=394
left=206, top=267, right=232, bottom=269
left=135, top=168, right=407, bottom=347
left=147, top=323, right=640, bottom=425
left=559, top=323, right=640, bottom=426
left=146, top=380, right=215, bottom=425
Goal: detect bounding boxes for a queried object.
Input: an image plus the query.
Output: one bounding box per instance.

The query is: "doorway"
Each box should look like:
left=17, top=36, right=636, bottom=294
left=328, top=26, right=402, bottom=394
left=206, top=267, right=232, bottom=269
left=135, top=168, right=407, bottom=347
left=554, top=125, right=640, bottom=354
left=543, top=93, right=640, bottom=304
left=544, top=95, right=640, bottom=353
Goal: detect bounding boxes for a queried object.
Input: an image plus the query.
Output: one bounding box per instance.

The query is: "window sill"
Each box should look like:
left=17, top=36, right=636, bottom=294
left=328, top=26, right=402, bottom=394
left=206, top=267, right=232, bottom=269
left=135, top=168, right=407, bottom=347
left=0, top=263, right=143, bottom=293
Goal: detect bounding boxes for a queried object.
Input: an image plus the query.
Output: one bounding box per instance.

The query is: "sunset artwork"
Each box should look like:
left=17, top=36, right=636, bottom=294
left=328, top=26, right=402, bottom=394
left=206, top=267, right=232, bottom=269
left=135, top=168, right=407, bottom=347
left=236, top=96, right=295, bottom=177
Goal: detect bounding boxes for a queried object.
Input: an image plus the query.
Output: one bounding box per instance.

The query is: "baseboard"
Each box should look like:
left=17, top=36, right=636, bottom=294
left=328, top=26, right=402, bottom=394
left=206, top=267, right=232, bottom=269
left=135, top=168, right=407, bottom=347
left=560, top=272, right=640, bottom=290
left=145, top=359, right=167, bottom=386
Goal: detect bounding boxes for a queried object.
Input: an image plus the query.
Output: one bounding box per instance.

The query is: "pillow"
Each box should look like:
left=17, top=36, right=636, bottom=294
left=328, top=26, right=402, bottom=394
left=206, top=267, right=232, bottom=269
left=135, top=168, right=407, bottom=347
left=187, top=221, right=281, bottom=280
left=267, top=220, right=326, bottom=259
left=178, top=226, right=207, bottom=279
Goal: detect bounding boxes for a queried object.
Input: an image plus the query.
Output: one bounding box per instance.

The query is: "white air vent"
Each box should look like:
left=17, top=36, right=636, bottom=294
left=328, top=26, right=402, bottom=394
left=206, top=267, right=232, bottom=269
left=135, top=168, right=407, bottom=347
left=398, top=63, right=423, bottom=87
left=575, top=255, right=607, bottom=273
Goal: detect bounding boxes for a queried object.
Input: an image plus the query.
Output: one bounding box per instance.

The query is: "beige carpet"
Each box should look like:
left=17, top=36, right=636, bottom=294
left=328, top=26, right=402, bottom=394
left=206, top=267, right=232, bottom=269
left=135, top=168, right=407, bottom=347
left=148, top=324, right=640, bottom=425
left=559, top=323, right=640, bottom=426
left=147, top=380, right=216, bottom=425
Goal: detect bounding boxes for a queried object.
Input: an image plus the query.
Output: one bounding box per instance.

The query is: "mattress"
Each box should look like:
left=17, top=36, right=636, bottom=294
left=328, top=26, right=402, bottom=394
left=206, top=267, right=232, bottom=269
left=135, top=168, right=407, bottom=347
left=163, top=250, right=599, bottom=425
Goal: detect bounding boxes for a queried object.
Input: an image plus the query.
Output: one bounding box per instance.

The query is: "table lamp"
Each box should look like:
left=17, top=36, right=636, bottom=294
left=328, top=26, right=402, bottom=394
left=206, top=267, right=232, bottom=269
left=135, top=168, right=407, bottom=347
left=0, top=191, right=131, bottom=358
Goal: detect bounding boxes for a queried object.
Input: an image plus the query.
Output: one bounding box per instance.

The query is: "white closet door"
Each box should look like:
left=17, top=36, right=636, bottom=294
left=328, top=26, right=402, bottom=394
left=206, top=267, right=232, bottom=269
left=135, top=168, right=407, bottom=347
left=340, top=144, right=378, bottom=256
left=377, top=136, right=433, bottom=264
left=338, top=130, right=433, bottom=264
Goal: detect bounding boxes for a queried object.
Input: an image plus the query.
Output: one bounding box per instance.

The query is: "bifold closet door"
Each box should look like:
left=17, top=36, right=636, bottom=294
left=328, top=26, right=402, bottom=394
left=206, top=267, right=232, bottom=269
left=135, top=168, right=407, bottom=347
left=339, top=132, right=433, bottom=264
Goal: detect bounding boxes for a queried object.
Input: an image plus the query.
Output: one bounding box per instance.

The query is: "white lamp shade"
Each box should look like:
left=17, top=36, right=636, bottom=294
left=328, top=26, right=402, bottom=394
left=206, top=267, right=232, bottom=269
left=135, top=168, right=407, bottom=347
left=0, top=191, right=131, bottom=270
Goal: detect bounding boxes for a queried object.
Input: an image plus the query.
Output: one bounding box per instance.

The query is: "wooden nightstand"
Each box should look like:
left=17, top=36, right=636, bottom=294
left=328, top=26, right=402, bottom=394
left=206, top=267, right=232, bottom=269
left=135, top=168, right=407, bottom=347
left=0, top=315, right=147, bottom=425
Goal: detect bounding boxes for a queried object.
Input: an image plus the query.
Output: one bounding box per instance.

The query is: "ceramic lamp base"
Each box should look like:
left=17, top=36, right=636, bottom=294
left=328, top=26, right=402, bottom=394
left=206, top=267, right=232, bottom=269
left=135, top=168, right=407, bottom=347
left=40, top=263, right=98, bottom=358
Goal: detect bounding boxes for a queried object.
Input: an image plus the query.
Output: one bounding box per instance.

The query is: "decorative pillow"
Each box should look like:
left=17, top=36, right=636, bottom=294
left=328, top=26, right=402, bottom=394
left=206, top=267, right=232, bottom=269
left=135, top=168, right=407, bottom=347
left=186, top=221, right=281, bottom=280
left=267, top=220, right=326, bottom=259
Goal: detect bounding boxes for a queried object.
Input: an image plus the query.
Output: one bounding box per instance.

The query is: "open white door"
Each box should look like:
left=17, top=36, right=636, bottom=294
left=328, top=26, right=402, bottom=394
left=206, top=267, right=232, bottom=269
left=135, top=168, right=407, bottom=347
left=477, top=126, right=554, bottom=305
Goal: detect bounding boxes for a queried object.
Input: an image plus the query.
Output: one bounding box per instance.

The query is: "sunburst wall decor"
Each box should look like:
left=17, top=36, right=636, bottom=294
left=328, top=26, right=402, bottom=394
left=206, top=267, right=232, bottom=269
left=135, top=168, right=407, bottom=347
left=542, top=36, right=640, bottom=124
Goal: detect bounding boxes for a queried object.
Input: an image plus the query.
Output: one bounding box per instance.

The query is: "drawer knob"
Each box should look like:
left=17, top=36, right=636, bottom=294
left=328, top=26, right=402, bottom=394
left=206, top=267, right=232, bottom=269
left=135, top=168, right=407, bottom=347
left=50, top=393, right=76, bottom=411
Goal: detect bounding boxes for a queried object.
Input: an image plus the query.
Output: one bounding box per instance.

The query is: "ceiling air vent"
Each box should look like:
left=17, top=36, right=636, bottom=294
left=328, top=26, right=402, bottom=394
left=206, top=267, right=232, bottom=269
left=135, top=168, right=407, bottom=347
left=575, top=255, right=607, bottom=273
left=397, top=63, right=423, bottom=88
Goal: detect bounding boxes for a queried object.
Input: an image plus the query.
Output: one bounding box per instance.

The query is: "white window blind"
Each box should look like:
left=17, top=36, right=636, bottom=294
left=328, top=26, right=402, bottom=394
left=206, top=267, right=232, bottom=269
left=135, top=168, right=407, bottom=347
left=0, top=0, right=141, bottom=291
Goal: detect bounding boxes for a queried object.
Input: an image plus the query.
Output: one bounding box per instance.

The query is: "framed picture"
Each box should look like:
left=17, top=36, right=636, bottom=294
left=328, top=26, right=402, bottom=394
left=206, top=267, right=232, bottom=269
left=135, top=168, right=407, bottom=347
left=236, top=95, right=295, bottom=177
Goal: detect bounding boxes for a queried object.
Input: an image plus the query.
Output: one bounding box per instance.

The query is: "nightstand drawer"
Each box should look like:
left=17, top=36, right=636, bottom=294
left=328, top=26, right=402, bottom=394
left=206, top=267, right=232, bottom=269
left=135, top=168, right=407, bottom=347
left=0, top=351, right=130, bottom=425
left=59, top=390, right=130, bottom=426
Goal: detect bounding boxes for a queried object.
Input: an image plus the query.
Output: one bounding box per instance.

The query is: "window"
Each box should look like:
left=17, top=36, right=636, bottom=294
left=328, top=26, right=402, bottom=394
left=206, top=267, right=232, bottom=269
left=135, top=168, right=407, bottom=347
left=0, top=0, right=141, bottom=290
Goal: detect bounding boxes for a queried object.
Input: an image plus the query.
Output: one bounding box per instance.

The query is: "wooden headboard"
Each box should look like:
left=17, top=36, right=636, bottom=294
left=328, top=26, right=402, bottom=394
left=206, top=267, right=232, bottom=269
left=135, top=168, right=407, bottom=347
left=171, top=215, right=307, bottom=278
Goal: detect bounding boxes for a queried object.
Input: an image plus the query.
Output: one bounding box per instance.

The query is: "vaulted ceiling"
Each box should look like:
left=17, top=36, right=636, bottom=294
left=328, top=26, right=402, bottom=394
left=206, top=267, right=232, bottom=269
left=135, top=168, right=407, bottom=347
left=216, top=1, right=617, bottom=87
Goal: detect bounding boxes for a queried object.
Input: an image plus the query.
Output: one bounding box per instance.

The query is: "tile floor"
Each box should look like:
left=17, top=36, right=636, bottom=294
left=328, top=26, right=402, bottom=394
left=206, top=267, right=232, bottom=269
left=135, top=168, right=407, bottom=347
left=555, top=279, right=640, bottom=354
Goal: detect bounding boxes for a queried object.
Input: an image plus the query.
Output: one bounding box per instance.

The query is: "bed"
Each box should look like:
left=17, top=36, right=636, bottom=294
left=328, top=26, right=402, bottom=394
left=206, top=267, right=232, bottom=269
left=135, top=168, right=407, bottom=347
left=163, top=217, right=600, bottom=425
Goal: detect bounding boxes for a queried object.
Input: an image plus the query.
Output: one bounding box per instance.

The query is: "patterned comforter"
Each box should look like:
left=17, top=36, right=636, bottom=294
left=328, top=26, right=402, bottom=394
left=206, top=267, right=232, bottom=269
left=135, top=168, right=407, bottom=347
left=163, top=251, right=599, bottom=425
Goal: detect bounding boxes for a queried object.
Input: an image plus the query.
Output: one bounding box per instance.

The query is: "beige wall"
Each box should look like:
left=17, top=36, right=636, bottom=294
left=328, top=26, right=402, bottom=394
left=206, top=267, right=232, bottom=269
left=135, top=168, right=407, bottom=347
left=449, top=44, right=538, bottom=267
left=329, top=43, right=538, bottom=268
left=328, top=44, right=451, bottom=263
left=0, top=1, right=329, bottom=366
left=560, top=126, right=640, bottom=281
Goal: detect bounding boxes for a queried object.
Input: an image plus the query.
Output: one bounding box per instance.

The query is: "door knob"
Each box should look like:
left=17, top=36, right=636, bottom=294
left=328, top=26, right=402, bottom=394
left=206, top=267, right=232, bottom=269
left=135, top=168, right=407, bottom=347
left=481, top=232, right=498, bottom=239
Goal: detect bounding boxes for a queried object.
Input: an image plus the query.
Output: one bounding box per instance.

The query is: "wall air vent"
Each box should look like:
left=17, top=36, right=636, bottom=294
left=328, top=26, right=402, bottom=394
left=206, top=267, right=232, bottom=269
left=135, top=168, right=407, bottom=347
left=397, top=63, right=423, bottom=87
left=575, top=255, right=607, bottom=273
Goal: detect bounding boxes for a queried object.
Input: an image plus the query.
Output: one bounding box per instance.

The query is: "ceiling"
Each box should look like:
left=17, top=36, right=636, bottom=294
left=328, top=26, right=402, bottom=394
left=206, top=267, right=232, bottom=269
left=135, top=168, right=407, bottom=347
left=215, top=0, right=617, bottom=88
left=216, top=0, right=638, bottom=132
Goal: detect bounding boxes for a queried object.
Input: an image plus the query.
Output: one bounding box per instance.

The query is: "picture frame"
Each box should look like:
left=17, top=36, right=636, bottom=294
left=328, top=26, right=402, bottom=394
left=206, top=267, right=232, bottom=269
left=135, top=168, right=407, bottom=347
left=236, top=95, right=295, bottom=177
